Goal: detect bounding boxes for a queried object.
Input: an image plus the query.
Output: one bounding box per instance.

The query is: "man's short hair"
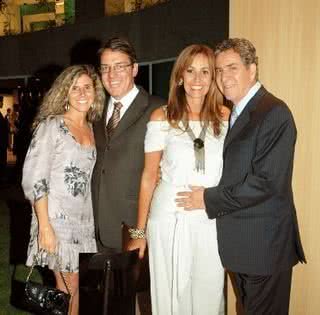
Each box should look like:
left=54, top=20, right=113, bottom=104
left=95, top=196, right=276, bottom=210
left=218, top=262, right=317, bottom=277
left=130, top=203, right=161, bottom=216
left=99, top=37, right=137, bottom=64
left=215, top=38, right=258, bottom=67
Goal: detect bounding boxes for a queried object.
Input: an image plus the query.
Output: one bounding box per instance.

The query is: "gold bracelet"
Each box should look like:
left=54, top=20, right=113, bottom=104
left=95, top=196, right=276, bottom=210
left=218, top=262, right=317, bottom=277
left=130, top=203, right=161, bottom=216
left=128, top=227, right=146, bottom=239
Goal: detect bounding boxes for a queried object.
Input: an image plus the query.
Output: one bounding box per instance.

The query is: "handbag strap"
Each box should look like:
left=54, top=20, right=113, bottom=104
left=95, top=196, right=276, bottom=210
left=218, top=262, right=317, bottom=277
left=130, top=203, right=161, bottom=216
left=60, top=271, right=72, bottom=297
left=27, top=249, right=72, bottom=297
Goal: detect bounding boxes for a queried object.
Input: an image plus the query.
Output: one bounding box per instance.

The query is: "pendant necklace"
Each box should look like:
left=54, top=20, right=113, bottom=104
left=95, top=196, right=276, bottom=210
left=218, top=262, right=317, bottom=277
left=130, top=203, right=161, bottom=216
left=182, top=120, right=208, bottom=173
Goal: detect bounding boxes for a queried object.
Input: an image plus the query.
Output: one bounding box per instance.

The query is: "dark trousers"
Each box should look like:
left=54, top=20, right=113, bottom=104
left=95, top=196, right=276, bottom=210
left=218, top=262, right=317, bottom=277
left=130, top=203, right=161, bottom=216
left=232, top=268, right=293, bottom=315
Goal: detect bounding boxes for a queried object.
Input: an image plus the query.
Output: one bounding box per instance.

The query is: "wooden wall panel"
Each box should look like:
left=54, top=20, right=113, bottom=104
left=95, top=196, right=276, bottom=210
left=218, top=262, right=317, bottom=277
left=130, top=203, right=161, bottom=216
left=228, top=1, right=320, bottom=314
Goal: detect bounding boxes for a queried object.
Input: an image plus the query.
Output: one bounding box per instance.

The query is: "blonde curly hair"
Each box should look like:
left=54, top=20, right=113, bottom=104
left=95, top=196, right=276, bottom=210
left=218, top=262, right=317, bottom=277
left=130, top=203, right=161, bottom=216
left=33, top=64, right=105, bottom=129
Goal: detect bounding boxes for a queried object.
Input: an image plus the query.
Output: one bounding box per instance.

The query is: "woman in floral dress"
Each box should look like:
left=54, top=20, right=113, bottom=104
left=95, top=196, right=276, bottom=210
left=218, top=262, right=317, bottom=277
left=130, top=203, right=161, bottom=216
left=22, top=65, right=105, bottom=315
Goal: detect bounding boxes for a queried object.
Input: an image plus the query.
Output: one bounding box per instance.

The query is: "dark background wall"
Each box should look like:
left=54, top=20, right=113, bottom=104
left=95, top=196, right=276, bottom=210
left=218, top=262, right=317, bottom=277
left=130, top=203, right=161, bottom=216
left=0, top=0, right=229, bottom=77
left=75, top=0, right=105, bottom=23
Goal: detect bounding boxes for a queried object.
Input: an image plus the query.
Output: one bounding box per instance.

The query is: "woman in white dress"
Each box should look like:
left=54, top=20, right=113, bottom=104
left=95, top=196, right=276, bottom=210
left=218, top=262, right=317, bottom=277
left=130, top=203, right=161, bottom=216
left=22, top=65, right=105, bottom=315
left=127, top=44, right=229, bottom=315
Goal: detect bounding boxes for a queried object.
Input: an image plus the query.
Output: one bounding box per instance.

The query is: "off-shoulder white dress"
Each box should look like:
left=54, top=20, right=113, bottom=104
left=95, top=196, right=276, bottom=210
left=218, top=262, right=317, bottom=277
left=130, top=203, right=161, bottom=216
left=22, top=116, right=97, bottom=272
left=145, top=120, right=227, bottom=315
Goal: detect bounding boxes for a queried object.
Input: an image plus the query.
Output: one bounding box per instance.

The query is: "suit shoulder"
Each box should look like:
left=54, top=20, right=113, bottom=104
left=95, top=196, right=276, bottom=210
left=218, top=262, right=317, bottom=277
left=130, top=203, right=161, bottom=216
left=256, top=90, right=293, bottom=120
left=256, top=92, right=296, bottom=136
left=148, top=94, right=166, bottom=108
left=137, top=87, right=165, bottom=109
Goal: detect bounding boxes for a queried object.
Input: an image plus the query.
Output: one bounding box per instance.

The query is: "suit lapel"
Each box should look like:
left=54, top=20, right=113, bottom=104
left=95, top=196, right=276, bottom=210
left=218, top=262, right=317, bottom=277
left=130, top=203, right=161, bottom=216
left=110, top=88, right=149, bottom=142
left=223, top=86, right=267, bottom=152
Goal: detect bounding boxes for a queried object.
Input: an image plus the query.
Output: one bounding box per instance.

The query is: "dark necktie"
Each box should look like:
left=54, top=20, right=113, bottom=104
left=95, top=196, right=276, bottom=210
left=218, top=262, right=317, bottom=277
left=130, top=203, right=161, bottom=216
left=106, top=102, right=123, bottom=137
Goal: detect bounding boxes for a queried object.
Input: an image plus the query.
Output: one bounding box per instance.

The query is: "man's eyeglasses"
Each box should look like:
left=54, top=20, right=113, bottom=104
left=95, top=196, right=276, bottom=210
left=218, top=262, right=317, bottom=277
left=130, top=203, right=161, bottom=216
left=100, top=63, right=133, bottom=74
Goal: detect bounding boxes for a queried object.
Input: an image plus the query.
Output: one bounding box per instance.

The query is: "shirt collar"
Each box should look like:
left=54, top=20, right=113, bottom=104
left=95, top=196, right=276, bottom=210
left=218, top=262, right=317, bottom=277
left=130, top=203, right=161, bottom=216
left=233, top=81, right=261, bottom=116
left=109, top=85, right=139, bottom=109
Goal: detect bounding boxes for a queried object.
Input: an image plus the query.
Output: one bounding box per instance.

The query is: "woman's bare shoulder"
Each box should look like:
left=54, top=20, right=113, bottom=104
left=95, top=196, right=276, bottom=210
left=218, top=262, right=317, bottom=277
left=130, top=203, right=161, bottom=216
left=149, top=106, right=167, bottom=121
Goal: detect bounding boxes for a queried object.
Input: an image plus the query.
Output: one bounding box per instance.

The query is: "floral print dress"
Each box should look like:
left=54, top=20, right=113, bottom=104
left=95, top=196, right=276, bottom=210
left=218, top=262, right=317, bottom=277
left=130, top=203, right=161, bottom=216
left=22, top=115, right=97, bottom=272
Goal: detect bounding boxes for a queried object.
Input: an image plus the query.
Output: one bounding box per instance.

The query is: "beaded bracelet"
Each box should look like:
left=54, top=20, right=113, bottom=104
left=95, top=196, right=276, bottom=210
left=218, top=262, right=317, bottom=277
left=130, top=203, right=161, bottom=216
left=128, top=227, right=146, bottom=239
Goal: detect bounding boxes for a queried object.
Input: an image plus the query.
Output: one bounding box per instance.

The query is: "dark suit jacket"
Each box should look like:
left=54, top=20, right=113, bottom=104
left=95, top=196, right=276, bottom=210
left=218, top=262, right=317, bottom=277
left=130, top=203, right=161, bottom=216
left=92, top=87, right=164, bottom=249
left=204, top=86, right=306, bottom=275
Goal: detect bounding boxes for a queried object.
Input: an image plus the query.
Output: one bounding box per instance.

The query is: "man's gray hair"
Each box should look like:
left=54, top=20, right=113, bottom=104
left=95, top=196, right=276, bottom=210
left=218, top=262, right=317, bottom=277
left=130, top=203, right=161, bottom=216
left=215, top=38, right=259, bottom=79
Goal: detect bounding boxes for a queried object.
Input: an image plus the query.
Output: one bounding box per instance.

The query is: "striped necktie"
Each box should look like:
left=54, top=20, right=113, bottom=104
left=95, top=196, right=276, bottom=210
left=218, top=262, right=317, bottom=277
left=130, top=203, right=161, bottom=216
left=106, top=102, right=123, bottom=137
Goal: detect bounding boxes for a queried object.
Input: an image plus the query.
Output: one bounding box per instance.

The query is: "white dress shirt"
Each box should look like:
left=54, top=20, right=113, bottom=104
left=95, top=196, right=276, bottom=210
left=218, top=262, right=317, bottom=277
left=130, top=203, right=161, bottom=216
left=106, top=85, right=139, bottom=125
left=232, top=81, right=262, bottom=125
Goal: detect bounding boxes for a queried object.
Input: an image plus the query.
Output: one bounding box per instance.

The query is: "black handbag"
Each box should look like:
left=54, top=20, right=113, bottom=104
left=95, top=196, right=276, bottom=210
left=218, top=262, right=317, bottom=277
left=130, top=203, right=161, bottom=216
left=24, top=252, right=71, bottom=315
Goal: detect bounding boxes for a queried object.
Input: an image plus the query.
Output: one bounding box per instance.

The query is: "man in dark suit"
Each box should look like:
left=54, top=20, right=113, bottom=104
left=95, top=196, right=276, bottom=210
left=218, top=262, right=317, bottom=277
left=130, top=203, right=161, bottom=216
left=176, top=38, right=305, bottom=314
left=90, top=37, right=163, bottom=314
left=92, top=37, right=163, bottom=251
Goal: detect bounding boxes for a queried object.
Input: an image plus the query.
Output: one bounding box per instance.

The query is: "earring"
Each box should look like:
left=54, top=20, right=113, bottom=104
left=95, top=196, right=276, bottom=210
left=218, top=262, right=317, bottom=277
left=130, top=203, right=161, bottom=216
left=64, top=103, right=70, bottom=111
left=178, top=78, right=183, bottom=86
left=90, top=103, right=95, bottom=110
